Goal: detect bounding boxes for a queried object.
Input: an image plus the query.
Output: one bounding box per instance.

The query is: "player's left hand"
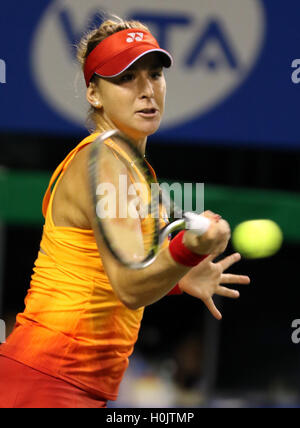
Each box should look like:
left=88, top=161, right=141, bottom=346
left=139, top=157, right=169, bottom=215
left=178, top=252, right=250, bottom=320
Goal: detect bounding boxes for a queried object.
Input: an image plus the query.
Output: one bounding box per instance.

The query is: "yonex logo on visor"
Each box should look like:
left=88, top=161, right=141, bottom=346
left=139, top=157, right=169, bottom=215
left=83, top=29, right=173, bottom=86
left=126, top=32, right=144, bottom=43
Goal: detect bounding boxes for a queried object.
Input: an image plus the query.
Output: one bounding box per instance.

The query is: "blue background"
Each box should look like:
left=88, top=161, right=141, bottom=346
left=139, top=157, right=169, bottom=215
left=0, top=0, right=300, bottom=149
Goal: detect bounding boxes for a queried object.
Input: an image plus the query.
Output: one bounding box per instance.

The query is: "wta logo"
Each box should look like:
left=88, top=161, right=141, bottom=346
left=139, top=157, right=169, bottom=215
left=31, top=0, right=266, bottom=129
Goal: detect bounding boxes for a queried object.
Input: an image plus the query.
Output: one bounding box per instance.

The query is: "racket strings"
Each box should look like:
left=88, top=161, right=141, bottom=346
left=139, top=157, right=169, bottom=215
left=104, top=137, right=158, bottom=218
left=95, top=136, right=160, bottom=264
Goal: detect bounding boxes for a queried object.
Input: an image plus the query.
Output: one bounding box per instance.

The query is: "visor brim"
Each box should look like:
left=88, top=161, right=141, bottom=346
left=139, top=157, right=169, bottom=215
left=94, top=45, right=173, bottom=78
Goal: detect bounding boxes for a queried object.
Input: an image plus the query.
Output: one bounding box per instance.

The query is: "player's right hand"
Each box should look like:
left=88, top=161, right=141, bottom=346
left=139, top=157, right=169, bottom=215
left=183, top=210, right=231, bottom=256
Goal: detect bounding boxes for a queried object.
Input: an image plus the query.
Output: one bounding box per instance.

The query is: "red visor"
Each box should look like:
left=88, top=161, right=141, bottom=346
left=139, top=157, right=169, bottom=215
left=84, top=29, right=173, bottom=86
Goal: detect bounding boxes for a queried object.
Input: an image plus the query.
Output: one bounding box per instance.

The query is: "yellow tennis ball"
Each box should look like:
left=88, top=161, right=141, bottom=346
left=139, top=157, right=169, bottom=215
left=232, top=219, right=283, bottom=259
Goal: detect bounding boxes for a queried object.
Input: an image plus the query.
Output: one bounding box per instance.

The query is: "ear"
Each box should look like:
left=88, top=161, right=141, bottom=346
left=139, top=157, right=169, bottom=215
left=86, top=82, right=103, bottom=109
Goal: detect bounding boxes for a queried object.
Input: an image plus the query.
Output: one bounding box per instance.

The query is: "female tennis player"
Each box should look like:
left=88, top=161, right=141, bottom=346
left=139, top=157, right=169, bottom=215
left=0, top=17, right=250, bottom=408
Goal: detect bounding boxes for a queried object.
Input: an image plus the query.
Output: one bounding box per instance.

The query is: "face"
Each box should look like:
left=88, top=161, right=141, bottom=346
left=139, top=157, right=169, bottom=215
left=88, top=53, right=167, bottom=142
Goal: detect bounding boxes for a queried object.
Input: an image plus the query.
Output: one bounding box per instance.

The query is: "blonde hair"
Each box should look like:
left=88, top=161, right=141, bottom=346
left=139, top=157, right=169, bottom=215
left=77, top=15, right=150, bottom=132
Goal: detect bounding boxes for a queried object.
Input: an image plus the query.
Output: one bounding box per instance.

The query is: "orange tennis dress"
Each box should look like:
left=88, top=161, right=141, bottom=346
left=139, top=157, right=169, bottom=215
left=0, top=132, right=147, bottom=402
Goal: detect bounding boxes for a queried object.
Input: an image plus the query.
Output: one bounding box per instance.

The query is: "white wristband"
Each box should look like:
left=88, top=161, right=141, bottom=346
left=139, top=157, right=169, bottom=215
left=183, top=212, right=211, bottom=236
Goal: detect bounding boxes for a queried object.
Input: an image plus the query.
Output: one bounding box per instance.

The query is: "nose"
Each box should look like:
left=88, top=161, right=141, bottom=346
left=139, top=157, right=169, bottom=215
left=137, top=72, right=154, bottom=99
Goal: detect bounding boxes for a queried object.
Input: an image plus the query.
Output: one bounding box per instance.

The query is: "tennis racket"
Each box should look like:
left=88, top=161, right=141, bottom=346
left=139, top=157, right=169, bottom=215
left=88, top=129, right=210, bottom=269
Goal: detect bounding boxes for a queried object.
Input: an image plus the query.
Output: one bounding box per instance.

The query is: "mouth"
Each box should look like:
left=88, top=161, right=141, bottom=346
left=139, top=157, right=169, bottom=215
left=136, top=108, right=159, bottom=118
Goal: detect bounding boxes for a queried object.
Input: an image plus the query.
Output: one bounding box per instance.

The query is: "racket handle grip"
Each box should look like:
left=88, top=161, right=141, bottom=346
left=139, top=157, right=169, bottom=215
left=184, top=212, right=211, bottom=236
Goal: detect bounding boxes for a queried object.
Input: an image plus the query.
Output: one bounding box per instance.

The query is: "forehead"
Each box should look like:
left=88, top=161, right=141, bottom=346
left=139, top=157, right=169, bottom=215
left=128, top=52, right=164, bottom=70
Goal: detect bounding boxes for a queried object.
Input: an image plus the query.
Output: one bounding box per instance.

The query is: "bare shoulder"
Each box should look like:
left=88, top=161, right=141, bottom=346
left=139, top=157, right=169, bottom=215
left=52, top=144, right=93, bottom=229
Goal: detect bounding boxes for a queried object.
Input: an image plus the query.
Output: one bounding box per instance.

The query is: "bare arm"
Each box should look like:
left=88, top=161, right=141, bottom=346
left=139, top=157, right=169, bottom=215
left=79, top=145, right=231, bottom=309
left=88, top=214, right=231, bottom=310
left=89, top=220, right=190, bottom=309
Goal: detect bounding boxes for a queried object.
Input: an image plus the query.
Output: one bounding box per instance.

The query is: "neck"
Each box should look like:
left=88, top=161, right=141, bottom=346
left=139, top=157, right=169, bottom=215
left=95, top=114, right=147, bottom=157
left=133, top=137, right=147, bottom=157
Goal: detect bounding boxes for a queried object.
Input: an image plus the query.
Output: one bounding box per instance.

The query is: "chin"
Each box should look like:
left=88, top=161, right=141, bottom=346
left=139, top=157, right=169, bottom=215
left=118, top=119, right=161, bottom=141
left=140, top=121, right=161, bottom=137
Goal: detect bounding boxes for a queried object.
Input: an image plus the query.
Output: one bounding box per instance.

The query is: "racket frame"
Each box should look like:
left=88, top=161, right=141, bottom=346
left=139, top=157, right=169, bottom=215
left=89, top=129, right=210, bottom=269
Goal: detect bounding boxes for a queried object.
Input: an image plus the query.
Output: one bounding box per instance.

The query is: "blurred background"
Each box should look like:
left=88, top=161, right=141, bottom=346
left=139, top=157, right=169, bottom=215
left=1, top=0, right=300, bottom=408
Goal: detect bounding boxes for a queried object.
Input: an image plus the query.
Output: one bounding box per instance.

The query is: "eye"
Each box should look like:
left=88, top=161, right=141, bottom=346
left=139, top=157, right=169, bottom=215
left=151, top=70, right=163, bottom=79
left=119, top=72, right=135, bottom=83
